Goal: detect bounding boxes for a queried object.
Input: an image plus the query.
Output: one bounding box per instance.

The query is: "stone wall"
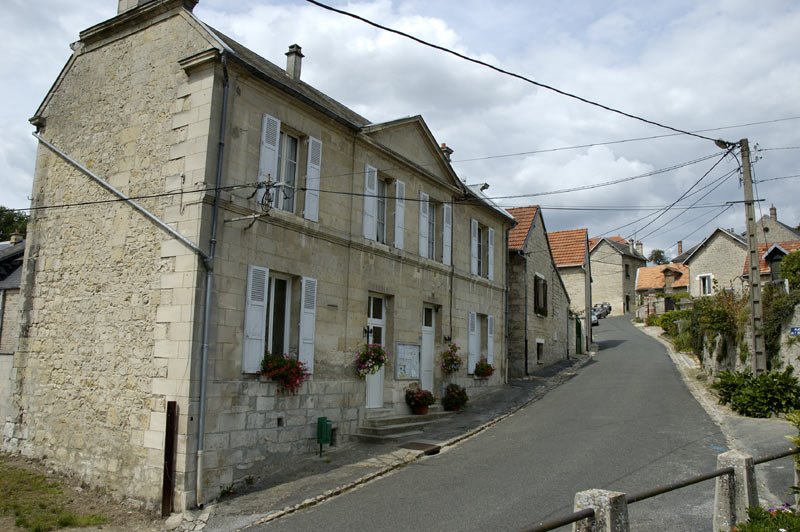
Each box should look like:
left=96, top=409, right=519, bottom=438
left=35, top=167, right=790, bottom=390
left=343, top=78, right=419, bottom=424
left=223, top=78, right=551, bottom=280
left=0, top=289, right=19, bottom=354
left=5, top=10, right=212, bottom=510
left=688, top=232, right=747, bottom=298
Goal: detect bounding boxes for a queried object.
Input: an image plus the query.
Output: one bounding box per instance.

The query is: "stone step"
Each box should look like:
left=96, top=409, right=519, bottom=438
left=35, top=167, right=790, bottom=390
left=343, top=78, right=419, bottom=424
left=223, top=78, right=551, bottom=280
left=362, top=411, right=451, bottom=427
left=357, top=420, right=436, bottom=436
left=349, top=429, right=425, bottom=444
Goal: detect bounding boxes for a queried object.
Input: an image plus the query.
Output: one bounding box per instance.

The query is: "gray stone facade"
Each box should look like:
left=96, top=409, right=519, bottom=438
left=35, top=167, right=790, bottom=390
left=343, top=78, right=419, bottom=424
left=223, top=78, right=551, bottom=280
left=6, top=1, right=513, bottom=511
left=507, top=208, right=571, bottom=377
left=684, top=229, right=747, bottom=298
left=590, top=239, right=646, bottom=315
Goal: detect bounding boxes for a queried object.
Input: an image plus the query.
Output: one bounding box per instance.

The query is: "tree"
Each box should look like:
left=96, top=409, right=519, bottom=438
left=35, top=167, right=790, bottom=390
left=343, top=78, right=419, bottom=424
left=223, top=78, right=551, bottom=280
left=782, top=250, right=800, bottom=291
left=0, top=206, right=28, bottom=240
left=648, top=249, right=667, bottom=265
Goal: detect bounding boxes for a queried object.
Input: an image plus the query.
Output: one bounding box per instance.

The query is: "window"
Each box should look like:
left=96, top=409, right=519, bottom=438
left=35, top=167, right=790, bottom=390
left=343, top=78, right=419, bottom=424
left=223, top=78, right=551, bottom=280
left=419, top=193, right=449, bottom=262
left=364, top=166, right=400, bottom=246
left=272, top=132, right=298, bottom=212
left=376, top=179, right=387, bottom=244
left=699, top=274, right=713, bottom=296
left=625, top=264, right=630, bottom=279
left=242, top=266, right=317, bottom=374
left=470, top=219, right=494, bottom=279
left=467, top=311, right=494, bottom=373
left=534, top=274, right=548, bottom=315
left=257, top=113, right=322, bottom=221
left=427, top=201, right=436, bottom=259
left=367, top=295, right=386, bottom=346
left=442, top=203, right=452, bottom=265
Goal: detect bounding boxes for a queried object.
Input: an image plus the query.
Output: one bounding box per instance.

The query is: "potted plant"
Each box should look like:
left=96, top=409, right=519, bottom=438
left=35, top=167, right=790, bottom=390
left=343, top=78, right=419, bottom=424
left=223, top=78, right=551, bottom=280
left=261, top=352, right=309, bottom=394
left=473, top=357, right=494, bottom=379
left=441, top=383, right=468, bottom=411
left=440, top=342, right=462, bottom=375
left=405, top=386, right=435, bottom=415
left=355, top=343, right=387, bottom=378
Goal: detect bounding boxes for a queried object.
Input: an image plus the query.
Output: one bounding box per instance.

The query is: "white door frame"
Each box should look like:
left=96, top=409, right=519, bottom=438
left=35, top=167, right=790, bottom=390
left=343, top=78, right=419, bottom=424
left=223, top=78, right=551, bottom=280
left=365, top=296, right=385, bottom=408
left=421, top=305, right=435, bottom=392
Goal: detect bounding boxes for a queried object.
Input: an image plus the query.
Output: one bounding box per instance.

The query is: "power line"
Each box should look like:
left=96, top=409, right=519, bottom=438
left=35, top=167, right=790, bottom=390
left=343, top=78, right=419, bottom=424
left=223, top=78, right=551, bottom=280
left=625, top=148, right=734, bottom=240
left=756, top=173, right=800, bottom=183
left=304, top=0, right=719, bottom=144
left=455, top=116, right=800, bottom=163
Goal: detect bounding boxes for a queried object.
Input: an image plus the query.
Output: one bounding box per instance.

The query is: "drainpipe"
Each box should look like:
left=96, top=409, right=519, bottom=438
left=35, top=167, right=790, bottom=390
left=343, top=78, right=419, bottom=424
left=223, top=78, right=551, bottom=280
left=503, top=225, right=511, bottom=385
left=521, top=250, right=528, bottom=376
left=196, top=52, right=229, bottom=508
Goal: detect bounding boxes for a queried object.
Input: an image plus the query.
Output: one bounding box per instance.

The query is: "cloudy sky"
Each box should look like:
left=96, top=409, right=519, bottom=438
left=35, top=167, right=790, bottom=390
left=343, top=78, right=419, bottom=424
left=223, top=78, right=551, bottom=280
left=2, top=0, right=799, bottom=257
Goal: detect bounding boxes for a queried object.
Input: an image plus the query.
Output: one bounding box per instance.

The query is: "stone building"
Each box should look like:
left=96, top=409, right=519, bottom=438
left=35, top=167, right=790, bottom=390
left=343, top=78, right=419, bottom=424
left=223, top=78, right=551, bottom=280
left=5, top=0, right=513, bottom=511
left=546, top=228, right=591, bottom=353
left=0, top=237, right=24, bottom=427
left=506, top=207, right=571, bottom=376
left=744, top=241, right=800, bottom=289
left=673, top=228, right=747, bottom=297
left=588, top=236, right=646, bottom=315
left=635, top=263, right=689, bottom=318
left=756, top=205, right=800, bottom=244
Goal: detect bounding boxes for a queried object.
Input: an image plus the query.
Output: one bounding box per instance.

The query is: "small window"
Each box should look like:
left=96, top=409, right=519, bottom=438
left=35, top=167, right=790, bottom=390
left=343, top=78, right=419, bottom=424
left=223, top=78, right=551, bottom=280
left=699, top=274, right=712, bottom=296
left=534, top=274, right=548, bottom=316
left=376, top=179, right=387, bottom=244
left=273, top=132, right=299, bottom=212
left=470, top=219, right=494, bottom=279
left=625, top=264, right=630, bottom=279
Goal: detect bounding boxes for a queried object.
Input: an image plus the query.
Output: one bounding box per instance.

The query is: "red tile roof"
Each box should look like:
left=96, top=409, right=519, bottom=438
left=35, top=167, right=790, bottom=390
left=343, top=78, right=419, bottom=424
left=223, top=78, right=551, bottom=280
left=506, top=206, right=539, bottom=250
left=743, top=241, right=800, bottom=275
left=547, top=228, right=588, bottom=267
left=635, top=263, right=689, bottom=291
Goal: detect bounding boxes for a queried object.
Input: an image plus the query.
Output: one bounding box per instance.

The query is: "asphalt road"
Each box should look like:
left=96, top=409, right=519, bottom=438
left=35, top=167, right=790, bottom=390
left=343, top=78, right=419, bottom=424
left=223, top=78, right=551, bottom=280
left=258, top=316, right=729, bottom=531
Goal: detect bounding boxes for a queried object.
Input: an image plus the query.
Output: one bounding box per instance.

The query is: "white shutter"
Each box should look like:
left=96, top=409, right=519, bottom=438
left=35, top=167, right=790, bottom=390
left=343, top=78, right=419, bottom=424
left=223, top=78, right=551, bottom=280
left=304, top=137, right=322, bottom=222
left=467, top=311, right=478, bottom=373
left=394, top=180, right=405, bottom=249
left=298, top=276, right=317, bottom=374
left=442, top=203, right=452, bottom=266
left=258, top=114, right=280, bottom=206
left=488, top=228, right=495, bottom=281
left=487, top=315, right=494, bottom=365
left=419, top=192, right=429, bottom=258
left=363, top=165, right=377, bottom=240
left=243, top=265, right=269, bottom=373
left=470, top=219, right=479, bottom=275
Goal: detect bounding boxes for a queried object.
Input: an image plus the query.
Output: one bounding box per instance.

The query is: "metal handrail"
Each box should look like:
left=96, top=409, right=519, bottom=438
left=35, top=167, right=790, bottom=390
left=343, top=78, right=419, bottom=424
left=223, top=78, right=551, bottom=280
left=522, top=448, right=800, bottom=532
left=523, top=507, right=595, bottom=532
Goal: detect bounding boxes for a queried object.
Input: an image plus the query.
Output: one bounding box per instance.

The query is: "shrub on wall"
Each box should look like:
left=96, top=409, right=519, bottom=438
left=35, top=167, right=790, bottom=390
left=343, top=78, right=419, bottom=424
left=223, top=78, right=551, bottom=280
left=712, top=368, right=800, bottom=418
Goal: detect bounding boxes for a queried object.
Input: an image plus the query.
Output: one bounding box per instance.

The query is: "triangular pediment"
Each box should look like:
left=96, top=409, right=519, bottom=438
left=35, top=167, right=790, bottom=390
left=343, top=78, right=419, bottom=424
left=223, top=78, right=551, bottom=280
left=361, top=116, right=462, bottom=189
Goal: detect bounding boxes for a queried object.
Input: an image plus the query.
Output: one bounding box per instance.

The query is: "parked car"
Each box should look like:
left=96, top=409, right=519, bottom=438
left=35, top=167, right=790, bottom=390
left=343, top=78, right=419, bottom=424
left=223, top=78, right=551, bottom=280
left=591, top=310, right=599, bottom=326
left=592, top=304, right=609, bottom=318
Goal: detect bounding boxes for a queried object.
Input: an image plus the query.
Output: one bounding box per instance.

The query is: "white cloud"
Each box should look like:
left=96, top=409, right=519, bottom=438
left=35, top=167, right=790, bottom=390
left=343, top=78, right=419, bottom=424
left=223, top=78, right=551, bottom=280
left=1, top=0, right=798, bottom=253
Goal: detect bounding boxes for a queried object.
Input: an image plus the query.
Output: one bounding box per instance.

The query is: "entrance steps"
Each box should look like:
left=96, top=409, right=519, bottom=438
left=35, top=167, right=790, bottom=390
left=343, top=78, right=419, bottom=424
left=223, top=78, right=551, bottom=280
left=350, top=405, right=452, bottom=443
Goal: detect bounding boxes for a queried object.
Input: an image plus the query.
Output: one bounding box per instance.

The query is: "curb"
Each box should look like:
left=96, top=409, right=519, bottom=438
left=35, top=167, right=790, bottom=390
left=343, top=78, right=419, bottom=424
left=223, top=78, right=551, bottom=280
left=221, top=354, right=594, bottom=530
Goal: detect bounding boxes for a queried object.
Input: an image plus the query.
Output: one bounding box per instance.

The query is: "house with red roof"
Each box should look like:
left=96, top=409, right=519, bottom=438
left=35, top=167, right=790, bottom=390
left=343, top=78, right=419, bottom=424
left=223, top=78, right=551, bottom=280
left=743, top=240, right=800, bottom=290
left=506, top=207, right=572, bottom=375
left=547, top=228, right=592, bottom=351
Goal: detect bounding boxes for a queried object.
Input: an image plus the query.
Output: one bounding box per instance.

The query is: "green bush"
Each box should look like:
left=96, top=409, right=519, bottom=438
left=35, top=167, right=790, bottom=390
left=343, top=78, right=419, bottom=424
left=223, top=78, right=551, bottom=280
left=734, top=504, right=800, bottom=531
left=645, top=314, right=658, bottom=326
left=782, top=250, right=800, bottom=291
left=712, top=368, right=800, bottom=418
left=658, top=309, right=691, bottom=337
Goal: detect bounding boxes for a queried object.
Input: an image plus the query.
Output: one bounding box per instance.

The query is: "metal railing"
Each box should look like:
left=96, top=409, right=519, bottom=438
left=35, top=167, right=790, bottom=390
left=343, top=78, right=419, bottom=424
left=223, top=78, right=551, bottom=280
left=523, top=447, right=800, bottom=532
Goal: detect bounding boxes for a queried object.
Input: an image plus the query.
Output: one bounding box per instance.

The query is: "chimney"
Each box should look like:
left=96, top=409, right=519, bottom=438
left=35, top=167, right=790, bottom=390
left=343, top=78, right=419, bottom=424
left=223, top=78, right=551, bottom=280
left=770, top=204, right=777, bottom=221
left=118, top=1, right=197, bottom=15
left=635, top=241, right=643, bottom=256
left=285, top=44, right=304, bottom=81
left=440, top=143, right=454, bottom=162
left=677, top=240, right=683, bottom=255
left=10, top=232, right=23, bottom=245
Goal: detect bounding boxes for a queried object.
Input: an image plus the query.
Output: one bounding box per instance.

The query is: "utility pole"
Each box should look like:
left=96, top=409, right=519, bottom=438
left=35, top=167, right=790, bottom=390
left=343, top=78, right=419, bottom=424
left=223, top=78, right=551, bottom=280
left=740, top=138, right=767, bottom=374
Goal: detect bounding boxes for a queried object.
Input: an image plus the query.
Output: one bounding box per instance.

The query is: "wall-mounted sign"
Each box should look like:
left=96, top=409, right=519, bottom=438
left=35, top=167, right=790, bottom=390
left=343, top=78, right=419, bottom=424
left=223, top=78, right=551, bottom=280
left=790, top=326, right=800, bottom=337
left=395, top=343, right=420, bottom=380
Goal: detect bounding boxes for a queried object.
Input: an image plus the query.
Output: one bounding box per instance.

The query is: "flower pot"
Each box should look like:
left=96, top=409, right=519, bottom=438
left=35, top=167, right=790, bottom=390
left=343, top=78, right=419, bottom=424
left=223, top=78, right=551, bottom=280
left=412, top=405, right=429, bottom=415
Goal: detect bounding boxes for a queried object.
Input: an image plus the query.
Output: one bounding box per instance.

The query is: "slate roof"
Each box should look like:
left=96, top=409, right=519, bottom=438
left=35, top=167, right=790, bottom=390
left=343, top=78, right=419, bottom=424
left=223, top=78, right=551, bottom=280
left=205, top=27, right=371, bottom=129
left=547, top=228, right=588, bottom=267
left=589, top=235, right=646, bottom=261
left=743, top=241, right=800, bottom=275
left=674, top=228, right=745, bottom=264
left=466, top=185, right=515, bottom=222
left=0, top=240, right=24, bottom=290
left=635, top=263, right=689, bottom=291
left=506, top=206, right=539, bottom=250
